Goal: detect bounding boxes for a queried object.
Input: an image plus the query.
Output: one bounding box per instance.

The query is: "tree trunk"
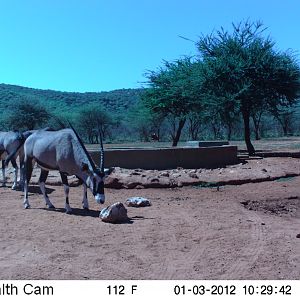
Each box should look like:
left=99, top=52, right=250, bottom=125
left=227, top=124, right=232, bottom=141
left=212, top=123, right=218, bottom=139
left=273, top=111, right=294, bottom=137
left=88, top=134, right=93, bottom=144
left=172, top=118, right=186, bottom=147
left=282, top=123, right=288, bottom=136
left=251, top=113, right=262, bottom=140
left=188, top=117, right=201, bottom=140
left=252, top=118, right=260, bottom=140
left=242, top=110, right=255, bottom=155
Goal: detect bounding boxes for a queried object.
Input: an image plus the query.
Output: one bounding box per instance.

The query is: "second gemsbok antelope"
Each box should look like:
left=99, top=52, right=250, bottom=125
left=0, top=130, right=26, bottom=189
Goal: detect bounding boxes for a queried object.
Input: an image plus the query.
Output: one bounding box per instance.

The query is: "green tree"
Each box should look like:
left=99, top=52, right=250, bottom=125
left=270, top=106, right=296, bottom=136
left=6, top=100, right=49, bottom=130
left=204, top=94, right=239, bottom=140
left=143, top=58, right=203, bottom=146
left=129, top=102, right=166, bottom=142
left=197, top=20, right=300, bottom=154
left=187, top=111, right=204, bottom=140
left=76, top=105, right=113, bottom=143
left=251, top=106, right=265, bottom=140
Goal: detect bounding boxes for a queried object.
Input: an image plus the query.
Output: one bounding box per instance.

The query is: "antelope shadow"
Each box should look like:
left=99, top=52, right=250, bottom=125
left=28, top=185, right=55, bottom=195
left=38, top=206, right=134, bottom=223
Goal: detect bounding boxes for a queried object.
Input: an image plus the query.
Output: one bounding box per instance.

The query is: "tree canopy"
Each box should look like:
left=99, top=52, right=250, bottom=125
left=143, top=57, right=205, bottom=146
left=75, top=104, right=114, bottom=143
left=5, top=100, right=50, bottom=130
left=141, top=21, right=300, bottom=151
left=197, top=20, right=300, bottom=154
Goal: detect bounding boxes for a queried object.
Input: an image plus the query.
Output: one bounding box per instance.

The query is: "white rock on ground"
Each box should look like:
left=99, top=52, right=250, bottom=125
left=99, top=202, right=128, bottom=223
left=126, top=197, right=151, bottom=207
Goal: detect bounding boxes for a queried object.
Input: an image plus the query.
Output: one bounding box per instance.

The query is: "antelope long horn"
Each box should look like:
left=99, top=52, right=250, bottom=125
left=98, top=125, right=104, bottom=173
left=68, top=121, right=96, bottom=171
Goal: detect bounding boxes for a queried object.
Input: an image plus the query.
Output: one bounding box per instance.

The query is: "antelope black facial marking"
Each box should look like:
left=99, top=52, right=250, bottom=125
left=91, top=176, right=104, bottom=196
left=97, top=181, right=104, bottom=195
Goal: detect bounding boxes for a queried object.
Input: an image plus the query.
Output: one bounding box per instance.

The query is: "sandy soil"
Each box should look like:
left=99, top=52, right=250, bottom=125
left=0, top=157, right=300, bottom=280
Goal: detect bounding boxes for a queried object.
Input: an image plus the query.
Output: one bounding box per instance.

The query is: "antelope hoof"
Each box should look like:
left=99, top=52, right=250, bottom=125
left=11, top=184, right=17, bottom=190
left=48, top=204, right=55, bottom=209
left=65, top=209, right=72, bottom=214
left=24, top=204, right=31, bottom=209
left=83, top=206, right=89, bottom=211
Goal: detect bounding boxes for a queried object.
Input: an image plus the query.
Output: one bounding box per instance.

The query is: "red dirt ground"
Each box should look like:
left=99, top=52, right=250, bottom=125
left=0, top=157, right=300, bottom=280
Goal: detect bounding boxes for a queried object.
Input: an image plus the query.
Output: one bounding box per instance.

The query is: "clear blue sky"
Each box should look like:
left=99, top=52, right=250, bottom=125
left=0, top=0, right=299, bottom=92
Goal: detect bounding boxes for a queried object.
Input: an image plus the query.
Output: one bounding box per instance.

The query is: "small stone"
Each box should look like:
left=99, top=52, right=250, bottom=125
left=104, top=177, right=123, bottom=189
left=131, top=172, right=141, bottom=176
left=189, top=173, right=198, bottom=179
left=172, top=174, right=181, bottom=178
left=160, top=172, right=169, bottom=177
left=296, top=234, right=300, bottom=238
left=126, top=197, right=151, bottom=207
left=126, top=182, right=139, bottom=189
left=261, top=222, right=265, bottom=225
left=135, top=185, right=145, bottom=189
left=150, top=177, right=159, bottom=183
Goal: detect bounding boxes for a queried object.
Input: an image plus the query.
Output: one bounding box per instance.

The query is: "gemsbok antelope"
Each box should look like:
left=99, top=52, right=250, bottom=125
left=0, top=130, right=26, bottom=189
left=8, top=125, right=106, bottom=213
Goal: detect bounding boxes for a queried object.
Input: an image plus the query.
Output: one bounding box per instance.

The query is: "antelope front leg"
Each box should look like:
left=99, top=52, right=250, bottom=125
left=60, top=172, right=71, bottom=214
left=82, top=183, right=89, bottom=210
left=39, top=169, right=55, bottom=209
left=11, top=158, right=19, bottom=190
left=19, top=166, right=25, bottom=191
left=19, top=151, right=24, bottom=190
left=1, top=160, right=6, bottom=187
left=19, top=157, right=25, bottom=191
left=23, top=158, right=33, bottom=209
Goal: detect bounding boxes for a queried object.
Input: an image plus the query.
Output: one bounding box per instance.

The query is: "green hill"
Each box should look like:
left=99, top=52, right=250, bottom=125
left=0, top=83, right=143, bottom=115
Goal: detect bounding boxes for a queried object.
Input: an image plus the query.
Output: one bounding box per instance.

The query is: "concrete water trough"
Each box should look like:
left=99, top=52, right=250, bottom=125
left=89, top=145, right=238, bottom=170
left=185, top=140, right=229, bottom=147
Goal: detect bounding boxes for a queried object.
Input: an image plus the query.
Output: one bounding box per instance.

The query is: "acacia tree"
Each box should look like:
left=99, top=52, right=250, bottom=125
left=6, top=100, right=49, bottom=130
left=270, top=106, right=296, bottom=136
left=197, top=21, right=300, bottom=154
left=251, top=107, right=265, bottom=140
left=129, top=102, right=166, bottom=142
left=205, top=94, right=239, bottom=140
left=187, top=111, right=205, bottom=140
left=76, top=105, right=113, bottom=143
left=143, top=58, right=203, bottom=146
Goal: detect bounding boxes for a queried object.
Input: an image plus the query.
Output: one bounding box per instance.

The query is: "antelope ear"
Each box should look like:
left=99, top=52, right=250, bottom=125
left=81, top=162, right=89, bottom=172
